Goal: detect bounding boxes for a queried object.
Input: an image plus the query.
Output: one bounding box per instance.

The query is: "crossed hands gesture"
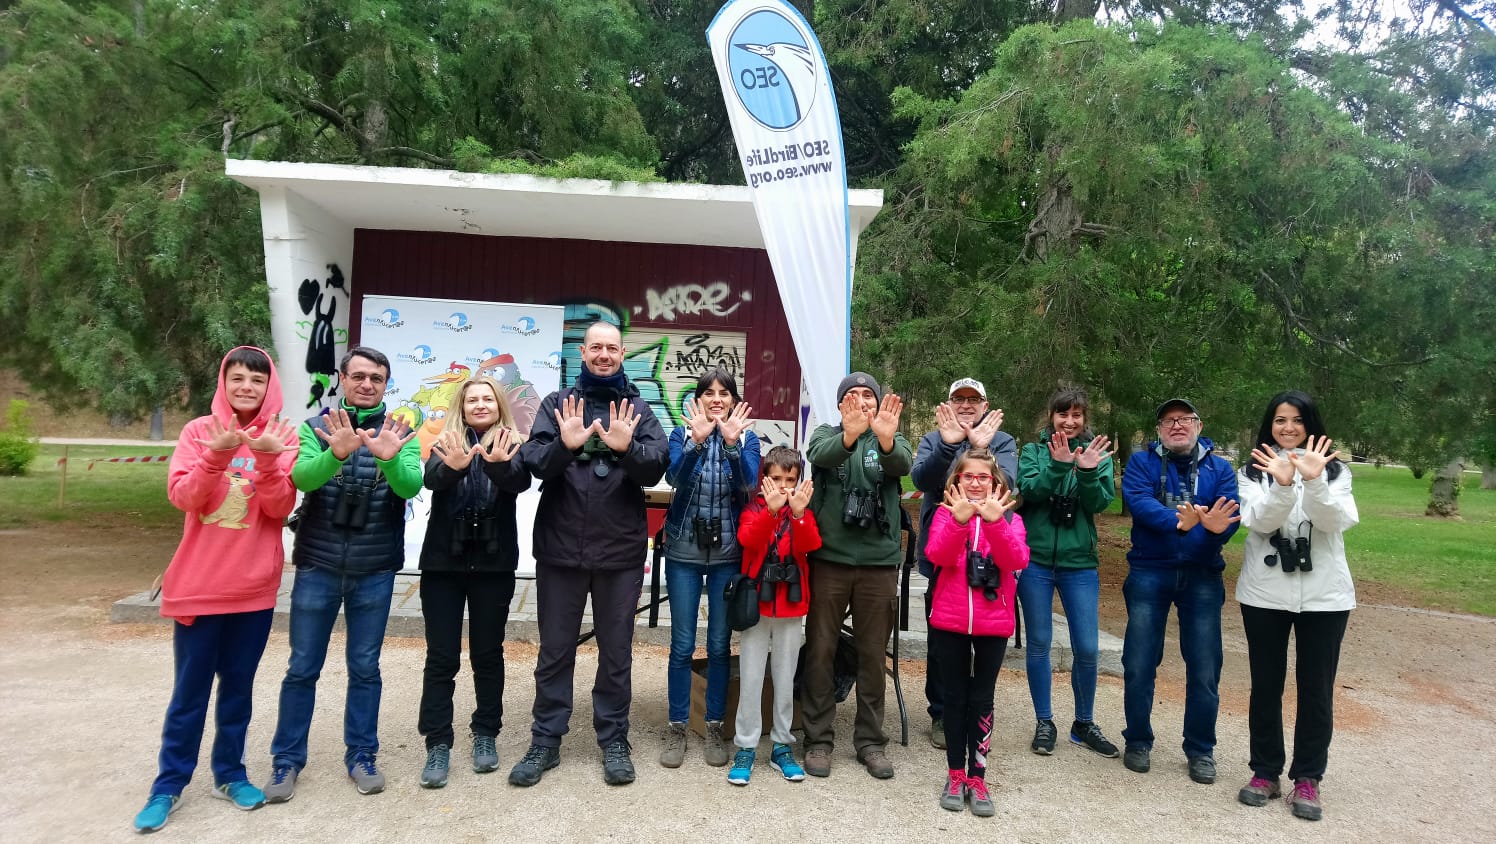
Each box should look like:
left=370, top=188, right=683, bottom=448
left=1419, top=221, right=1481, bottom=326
left=1048, top=432, right=1114, bottom=470
left=1251, top=435, right=1342, bottom=485
left=197, top=415, right=298, bottom=454
left=763, top=479, right=814, bottom=518
left=684, top=398, right=756, bottom=447
left=942, top=487, right=1017, bottom=524
left=309, top=408, right=415, bottom=460
left=555, top=395, right=641, bottom=453
left=935, top=404, right=1005, bottom=448
left=842, top=392, right=904, bottom=444
left=433, top=427, right=521, bottom=470
left=1174, top=496, right=1241, bottom=534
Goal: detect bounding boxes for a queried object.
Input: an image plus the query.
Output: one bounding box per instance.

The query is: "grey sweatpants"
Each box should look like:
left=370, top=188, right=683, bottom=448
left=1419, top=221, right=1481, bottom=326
left=734, top=615, right=804, bottom=749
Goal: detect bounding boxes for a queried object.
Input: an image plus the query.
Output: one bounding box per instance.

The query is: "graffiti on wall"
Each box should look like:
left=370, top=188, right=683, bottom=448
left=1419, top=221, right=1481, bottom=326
left=295, top=263, right=349, bottom=409
left=635, top=282, right=749, bottom=322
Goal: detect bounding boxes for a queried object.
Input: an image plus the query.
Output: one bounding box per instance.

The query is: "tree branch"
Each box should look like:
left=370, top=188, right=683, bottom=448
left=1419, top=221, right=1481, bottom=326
left=369, top=146, right=454, bottom=167
left=1258, top=269, right=1435, bottom=368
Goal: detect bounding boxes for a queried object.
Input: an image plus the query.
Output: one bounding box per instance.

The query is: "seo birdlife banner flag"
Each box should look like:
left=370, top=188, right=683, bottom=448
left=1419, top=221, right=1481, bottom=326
left=707, top=0, right=850, bottom=430
left=359, top=295, right=564, bottom=574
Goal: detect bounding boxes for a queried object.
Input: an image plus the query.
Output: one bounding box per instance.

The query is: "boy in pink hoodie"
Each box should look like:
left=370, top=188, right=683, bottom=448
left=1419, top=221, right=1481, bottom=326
left=133, top=347, right=298, bottom=833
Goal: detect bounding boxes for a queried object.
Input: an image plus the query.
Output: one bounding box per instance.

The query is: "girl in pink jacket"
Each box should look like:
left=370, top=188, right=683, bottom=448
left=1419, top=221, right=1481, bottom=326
left=923, top=448, right=1029, bottom=817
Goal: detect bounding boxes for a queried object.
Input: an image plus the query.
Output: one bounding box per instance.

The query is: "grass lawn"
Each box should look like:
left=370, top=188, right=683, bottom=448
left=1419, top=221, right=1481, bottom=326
left=0, top=445, right=178, bottom=530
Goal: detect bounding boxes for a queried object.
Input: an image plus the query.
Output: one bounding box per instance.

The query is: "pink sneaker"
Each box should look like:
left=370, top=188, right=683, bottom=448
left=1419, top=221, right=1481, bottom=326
left=1237, top=775, right=1281, bottom=806
left=939, top=769, right=966, bottom=812
left=1288, top=778, right=1323, bottom=821
left=966, top=775, right=996, bottom=817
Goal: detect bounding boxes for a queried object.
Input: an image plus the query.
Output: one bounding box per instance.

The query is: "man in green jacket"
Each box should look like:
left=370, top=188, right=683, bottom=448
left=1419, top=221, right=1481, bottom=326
left=800, top=372, right=911, bottom=780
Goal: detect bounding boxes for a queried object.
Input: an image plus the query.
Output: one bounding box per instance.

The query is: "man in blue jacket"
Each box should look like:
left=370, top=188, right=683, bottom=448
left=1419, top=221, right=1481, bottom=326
left=1120, top=398, right=1240, bottom=785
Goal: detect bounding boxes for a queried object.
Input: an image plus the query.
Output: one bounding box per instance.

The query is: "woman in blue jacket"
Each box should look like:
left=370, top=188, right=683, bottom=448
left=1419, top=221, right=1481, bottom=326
left=660, top=368, right=760, bottom=769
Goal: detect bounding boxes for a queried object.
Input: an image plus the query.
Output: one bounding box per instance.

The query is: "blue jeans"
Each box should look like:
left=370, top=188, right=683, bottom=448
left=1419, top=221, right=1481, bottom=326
left=665, top=559, right=735, bottom=723
left=1016, top=565, right=1101, bottom=723
left=1121, top=567, right=1224, bottom=758
left=270, top=567, right=395, bottom=771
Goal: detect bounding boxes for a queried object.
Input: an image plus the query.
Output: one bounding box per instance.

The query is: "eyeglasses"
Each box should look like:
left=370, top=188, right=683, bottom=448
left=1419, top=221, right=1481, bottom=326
left=344, top=373, right=387, bottom=385
left=958, top=473, right=994, bottom=484
left=1159, top=416, right=1200, bottom=429
left=949, top=396, right=985, bottom=406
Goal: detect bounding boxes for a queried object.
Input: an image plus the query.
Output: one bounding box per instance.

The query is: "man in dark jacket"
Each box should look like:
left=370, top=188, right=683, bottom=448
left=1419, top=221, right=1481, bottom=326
left=508, top=322, right=668, bottom=787
left=1120, top=398, right=1241, bottom=786
left=265, top=346, right=421, bottom=802
left=910, top=377, right=1013, bottom=748
left=801, top=372, right=912, bottom=780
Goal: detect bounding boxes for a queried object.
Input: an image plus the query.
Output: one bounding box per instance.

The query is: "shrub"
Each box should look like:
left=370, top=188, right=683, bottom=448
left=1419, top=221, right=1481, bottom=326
left=0, top=400, right=40, bottom=476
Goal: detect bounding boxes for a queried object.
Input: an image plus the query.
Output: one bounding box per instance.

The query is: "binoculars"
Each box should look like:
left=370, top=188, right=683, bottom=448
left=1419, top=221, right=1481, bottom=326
left=1266, top=533, right=1312, bottom=573
left=842, top=487, right=878, bottom=529
left=1049, top=494, right=1079, bottom=527
left=693, top=516, right=723, bottom=550
left=332, top=483, right=371, bottom=529
left=965, top=549, right=1001, bottom=601
left=757, top=552, right=802, bottom=603
left=451, top=509, right=501, bottom=556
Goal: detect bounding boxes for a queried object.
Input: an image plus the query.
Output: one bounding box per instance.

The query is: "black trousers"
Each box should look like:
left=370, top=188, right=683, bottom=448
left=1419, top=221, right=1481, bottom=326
left=418, top=571, right=517, bottom=749
left=1240, top=603, right=1350, bottom=782
left=924, top=569, right=943, bottom=719
left=928, top=627, right=1007, bottom=777
left=530, top=564, right=644, bottom=748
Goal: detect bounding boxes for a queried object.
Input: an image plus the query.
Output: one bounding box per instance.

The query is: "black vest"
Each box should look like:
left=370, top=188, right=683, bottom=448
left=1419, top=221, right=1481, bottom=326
left=291, top=411, right=407, bottom=574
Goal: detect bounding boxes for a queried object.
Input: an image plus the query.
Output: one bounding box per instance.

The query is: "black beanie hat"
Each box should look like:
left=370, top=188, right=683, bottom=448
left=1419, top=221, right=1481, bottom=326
left=837, top=372, right=882, bottom=405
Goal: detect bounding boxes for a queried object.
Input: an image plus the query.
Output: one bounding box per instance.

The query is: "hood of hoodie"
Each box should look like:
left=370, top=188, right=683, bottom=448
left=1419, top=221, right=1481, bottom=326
left=211, top=346, right=284, bottom=431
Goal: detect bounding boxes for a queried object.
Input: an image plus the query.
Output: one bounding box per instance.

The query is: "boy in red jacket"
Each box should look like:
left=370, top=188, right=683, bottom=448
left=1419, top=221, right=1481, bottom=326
left=133, top=347, right=298, bottom=832
left=727, top=446, right=821, bottom=786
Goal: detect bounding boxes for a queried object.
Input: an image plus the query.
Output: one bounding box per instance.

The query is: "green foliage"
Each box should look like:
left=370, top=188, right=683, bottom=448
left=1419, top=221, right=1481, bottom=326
left=0, top=400, right=41, bottom=476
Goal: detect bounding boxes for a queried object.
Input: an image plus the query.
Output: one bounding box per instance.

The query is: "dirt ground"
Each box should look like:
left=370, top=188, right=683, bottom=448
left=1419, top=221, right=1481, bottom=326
left=2, top=521, right=1494, bottom=843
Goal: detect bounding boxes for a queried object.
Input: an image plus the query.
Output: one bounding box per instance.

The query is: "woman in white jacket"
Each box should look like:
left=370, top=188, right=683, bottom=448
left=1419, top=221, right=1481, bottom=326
left=1235, top=391, right=1358, bottom=822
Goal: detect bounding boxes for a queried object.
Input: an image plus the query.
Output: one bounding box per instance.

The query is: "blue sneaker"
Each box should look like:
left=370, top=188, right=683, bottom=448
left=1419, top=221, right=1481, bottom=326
left=211, top=780, right=266, bottom=811
left=769, top=743, right=806, bottom=782
left=727, top=748, right=755, bottom=786
left=132, top=793, right=179, bottom=833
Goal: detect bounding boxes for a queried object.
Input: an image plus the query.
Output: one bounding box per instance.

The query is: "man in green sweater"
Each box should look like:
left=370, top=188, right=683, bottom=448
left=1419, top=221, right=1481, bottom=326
left=800, top=372, right=911, bottom=780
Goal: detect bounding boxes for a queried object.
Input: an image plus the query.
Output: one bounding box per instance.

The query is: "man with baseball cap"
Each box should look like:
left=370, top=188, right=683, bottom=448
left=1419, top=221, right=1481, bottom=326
left=1119, top=397, right=1240, bottom=785
left=800, top=372, right=912, bottom=779
left=910, top=377, right=1013, bottom=747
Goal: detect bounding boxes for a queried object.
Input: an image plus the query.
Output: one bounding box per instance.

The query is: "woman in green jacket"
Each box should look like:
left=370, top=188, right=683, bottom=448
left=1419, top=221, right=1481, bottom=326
left=1016, top=388, right=1119, bottom=758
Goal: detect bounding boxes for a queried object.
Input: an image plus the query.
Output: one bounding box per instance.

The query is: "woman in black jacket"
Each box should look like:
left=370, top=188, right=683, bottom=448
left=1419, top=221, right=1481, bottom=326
left=416, top=375, right=530, bottom=787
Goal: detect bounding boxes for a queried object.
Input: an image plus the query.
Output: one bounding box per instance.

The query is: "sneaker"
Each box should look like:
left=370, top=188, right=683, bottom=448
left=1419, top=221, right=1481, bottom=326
left=1123, top=746, right=1151, bottom=773
left=1031, top=719, right=1057, bottom=755
left=1188, top=755, right=1217, bottom=785
left=211, top=780, right=265, bottom=811
left=1238, top=775, right=1282, bottom=807
left=966, top=776, right=996, bottom=817
left=421, top=744, right=450, bottom=789
left=939, top=769, right=966, bottom=812
left=769, top=743, right=805, bottom=782
left=659, top=722, right=687, bottom=769
left=602, top=739, right=636, bottom=785
left=704, top=720, right=729, bottom=767
left=1069, top=720, right=1120, bottom=758
left=727, top=748, right=755, bottom=786
left=132, top=793, right=179, bottom=833
left=1288, top=777, right=1323, bottom=821
left=858, top=747, right=894, bottom=780
left=508, top=743, right=560, bottom=787
left=348, top=754, right=386, bottom=795
left=263, top=765, right=297, bottom=803
left=804, top=745, right=832, bottom=778
left=930, top=717, right=947, bottom=750
left=472, top=735, right=499, bottom=774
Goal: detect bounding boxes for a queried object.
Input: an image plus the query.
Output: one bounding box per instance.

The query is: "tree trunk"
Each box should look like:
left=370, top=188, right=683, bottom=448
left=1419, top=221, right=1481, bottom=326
left=1425, top=459, right=1465, bottom=518
left=1482, top=462, right=1496, bottom=490
left=150, top=405, right=164, bottom=441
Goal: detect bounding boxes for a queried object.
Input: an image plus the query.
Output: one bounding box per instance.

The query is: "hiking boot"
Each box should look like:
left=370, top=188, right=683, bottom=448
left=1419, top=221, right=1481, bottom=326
left=1123, top=746, right=1150, bottom=773
left=508, top=743, right=560, bottom=787
left=727, top=748, right=755, bottom=786
left=1188, top=755, right=1217, bottom=785
left=1070, top=720, right=1119, bottom=758
left=1238, top=775, right=1282, bottom=807
left=967, top=776, right=996, bottom=817
left=939, top=769, right=966, bottom=812
left=602, top=739, right=636, bottom=785
left=703, top=721, right=729, bottom=767
left=263, top=765, right=297, bottom=803
left=211, top=780, right=265, bottom=810
left=804, top=745, right=832, bottom=778
left=1288, top=778, right=1323, bottom=821
left=132, top=793, right=179, bottom=833
left=472, top=735, right=499, bottom=774
left=421, top=744, right=450, bottom=789
left=660, top=722, right=687, bottom=768
left=348, top=754, right=386, bottom=795
left=770, top=743, right=805, bottom=782
left=1031, top=718, right=1057, bottom=755
left=858, top=747, right=894, bottom=780
left=930, top=717, right=947, bottom=750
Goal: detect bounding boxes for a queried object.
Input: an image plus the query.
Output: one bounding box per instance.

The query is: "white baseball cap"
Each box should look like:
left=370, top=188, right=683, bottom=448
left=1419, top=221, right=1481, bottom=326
left=947, top=378, right=986, bottom=399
